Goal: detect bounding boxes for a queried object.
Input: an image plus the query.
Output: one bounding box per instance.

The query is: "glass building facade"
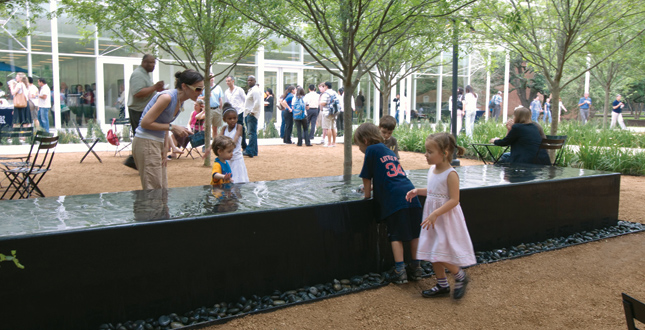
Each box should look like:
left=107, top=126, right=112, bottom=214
left=1, top=1, right=481, bottom=131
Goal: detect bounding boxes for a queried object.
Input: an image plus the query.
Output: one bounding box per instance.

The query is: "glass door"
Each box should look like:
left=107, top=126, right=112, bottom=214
left=283, top=71, right=298, bottom=91
left=96, top=57, right=141, bottom=131
left=265, top=67, right=301, bottom=130
left=102, top=63, right=125, bottom=123
left=264, top=71, right=277, bottom=126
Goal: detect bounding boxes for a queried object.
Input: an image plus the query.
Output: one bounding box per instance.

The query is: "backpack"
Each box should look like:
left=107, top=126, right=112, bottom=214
left=293, top=97, right=306, bottom=120
left=327, top=92, right=340, bottom=117
left=107, top=118, right=120, bottom=146
left=276, top=97, right=285, bottom=111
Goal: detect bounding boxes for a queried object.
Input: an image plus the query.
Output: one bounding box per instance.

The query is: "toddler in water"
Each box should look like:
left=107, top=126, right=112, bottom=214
left=220, top=103, right=249, bottom=183
left=405, top=133, right=476, bottom=299
left=355, top=123, right=424, bottom=284
left=211, top=135, right=235, bottom=186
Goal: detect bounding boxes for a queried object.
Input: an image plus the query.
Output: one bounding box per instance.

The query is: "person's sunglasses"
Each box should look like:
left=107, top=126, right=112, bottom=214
left=186, top=84, right=204, bottom=93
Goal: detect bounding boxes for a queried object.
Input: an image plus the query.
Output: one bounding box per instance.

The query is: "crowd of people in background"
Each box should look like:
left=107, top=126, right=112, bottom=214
left=1, top=72, right=98, bottom=130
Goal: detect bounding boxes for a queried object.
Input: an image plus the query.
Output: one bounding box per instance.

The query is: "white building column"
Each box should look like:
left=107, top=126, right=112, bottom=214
left=390, top=83, right=397, bottom=117
left=94, top=29, right=104, bottom=126
left=373, top=77, right=380, bottom=123
left=276, top=68, right=283, bottom=129
left=256, top=46, right=265, bottom=130
left=437, top=63, right=443, bottom=124
left=411, top=74, right=417, bottom=113
left=366, top=80, right=371, bottom=121
left=503, top=50, right=510, bottom=123
left=584, top=54, right=590, bottom=94
left=26, top=3, right=32, bottom=76
left=51, top=0, right=61, bottom=130
left=485, top=53, right=491, bottom=121
left=406, top=71, right=412, bottom=123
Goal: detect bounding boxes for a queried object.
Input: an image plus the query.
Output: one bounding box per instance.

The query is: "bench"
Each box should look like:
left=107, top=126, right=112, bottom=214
left=623, top=293, right=645, bottom=330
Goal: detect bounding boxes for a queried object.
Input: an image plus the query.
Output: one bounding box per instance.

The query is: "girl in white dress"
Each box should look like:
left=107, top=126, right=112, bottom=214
left=220, top=104, right=249, bottom=183
left=405, top=133, right=476, bottom=300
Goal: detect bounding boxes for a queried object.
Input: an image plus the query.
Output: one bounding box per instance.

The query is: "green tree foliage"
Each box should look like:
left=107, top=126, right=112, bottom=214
left=368, top=22, right=451, bottom=120
left=60, top=0, right=269, bottom=165
left=0, top=0, right=49, bottom=37
left=490, top=51, right=548, bottom=108
left=581, top=20, right=645, bottom=126
left=476, top=0, right=645, bottom=135
left=622, top=79, right=645, bottom=119
left=224, top=0, right=473, bottom=177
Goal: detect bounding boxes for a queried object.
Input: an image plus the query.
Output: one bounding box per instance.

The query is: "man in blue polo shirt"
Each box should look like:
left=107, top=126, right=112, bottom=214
left=610, top=94, right=627, bottom=129
left=578, top=92, right=592, bottom=124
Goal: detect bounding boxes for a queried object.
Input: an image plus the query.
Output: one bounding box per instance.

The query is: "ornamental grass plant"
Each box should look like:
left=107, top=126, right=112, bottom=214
left=392, top=118, right=645, bottom=176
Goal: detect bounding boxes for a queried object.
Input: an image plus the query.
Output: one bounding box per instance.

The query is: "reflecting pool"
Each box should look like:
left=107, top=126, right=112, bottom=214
left=0, top=164, right=612, bottom=237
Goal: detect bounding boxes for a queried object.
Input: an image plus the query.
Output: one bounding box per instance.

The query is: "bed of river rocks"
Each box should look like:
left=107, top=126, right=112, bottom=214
left=99, top=220, right=644, bottom=330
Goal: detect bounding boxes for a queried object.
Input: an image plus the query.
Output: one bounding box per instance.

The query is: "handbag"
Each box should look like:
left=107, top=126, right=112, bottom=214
left=276, top=98, right=285, bottom=111
left=13, top=87, right=27, bottom=108
left=189, top=130, right=205, bottom=148
left=107, top=118, right=120, bottom=146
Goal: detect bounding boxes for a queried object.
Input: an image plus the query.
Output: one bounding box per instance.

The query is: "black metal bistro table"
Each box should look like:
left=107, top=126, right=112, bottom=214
left=471, top=143, right=509, bottom=165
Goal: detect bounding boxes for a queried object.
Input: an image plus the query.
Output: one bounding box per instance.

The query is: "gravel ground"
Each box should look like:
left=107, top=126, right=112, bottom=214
left=26, top=144, right=645, bottom=330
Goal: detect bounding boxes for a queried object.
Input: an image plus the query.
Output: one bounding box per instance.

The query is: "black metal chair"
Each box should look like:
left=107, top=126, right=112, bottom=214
left=112, top=118, right=132, bottom=157
left=534, top=135, right=567, bottom=166
left=1, top=135, right=58, bottom=200
left=0, top=130, right=52, bottom=169
left=74, top=122, right=102, bottom=163
left=623, top=293, right=645, bottom=330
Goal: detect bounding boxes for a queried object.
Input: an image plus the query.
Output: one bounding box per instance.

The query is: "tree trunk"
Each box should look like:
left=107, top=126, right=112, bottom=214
left=550, top=85, right=561, bottom=136
left=343, top=81, right=358, bottom=179
left=634, top=103, right=643, bottom=120
left=602, top=87, right=610, bottom=128
left=381, top=88, right=391, bottom=119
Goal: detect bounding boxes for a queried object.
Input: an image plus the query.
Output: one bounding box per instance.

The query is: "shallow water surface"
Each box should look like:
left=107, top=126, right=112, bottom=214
left=0, top=164, right=611, bottom=238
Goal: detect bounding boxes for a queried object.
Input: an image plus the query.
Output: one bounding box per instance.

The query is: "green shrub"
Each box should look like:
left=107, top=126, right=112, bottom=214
left=258, top=119, right=279, bottom=139
left=56, top=128, right=81, bottom=144
left=86, top=119, right=107, bottom=142
left=392, top=118, right=645, bottom=176
left=558, top=121, right=645, bottom=148
left=566, top=145, right=645, bottom=176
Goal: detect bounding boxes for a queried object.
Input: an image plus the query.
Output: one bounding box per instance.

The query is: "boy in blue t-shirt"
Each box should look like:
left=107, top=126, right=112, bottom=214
left=355, top=123, right=422, bottom=284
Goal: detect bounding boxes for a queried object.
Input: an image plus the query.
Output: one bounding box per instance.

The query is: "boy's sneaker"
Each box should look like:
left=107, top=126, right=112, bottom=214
left=421, top=284, right=450, bottom=298
left=453, top=274, right=469, bottom=300
left=390, top=268, right=408, bottom=284
left=407, top=266, right=424, bottom=281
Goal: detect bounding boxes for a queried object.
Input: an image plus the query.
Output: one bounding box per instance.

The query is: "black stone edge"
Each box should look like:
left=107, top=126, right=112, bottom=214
left=169, top=222, right=645, bottom=330
left=178, top=282, right=390, bottom=330
left=0, top=198, right=369, bottom=241
left=471, top=222, right=645, bottom=266
left=460, top=171, right=621, bottom=191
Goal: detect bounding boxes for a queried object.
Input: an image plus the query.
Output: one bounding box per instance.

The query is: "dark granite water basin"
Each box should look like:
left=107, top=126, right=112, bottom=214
left=0, top=164, right=611, bottom=238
